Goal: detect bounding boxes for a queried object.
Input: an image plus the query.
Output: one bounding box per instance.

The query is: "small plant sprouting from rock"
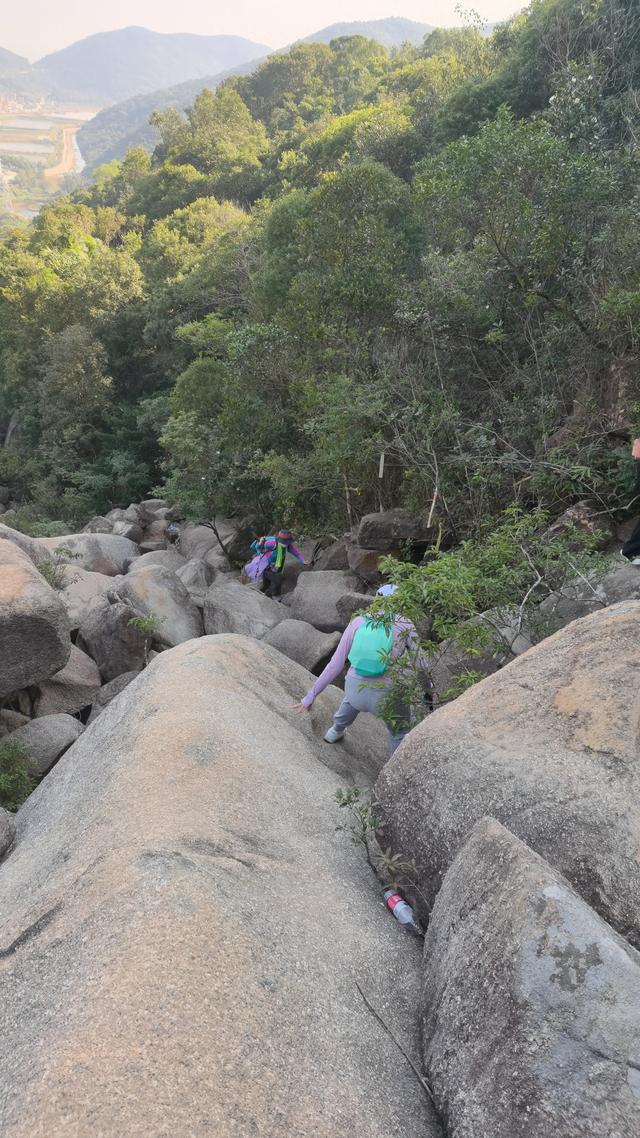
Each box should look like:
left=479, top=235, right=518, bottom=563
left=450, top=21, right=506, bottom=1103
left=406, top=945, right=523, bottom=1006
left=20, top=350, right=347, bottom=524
left=0, top=739, right=35, bottom=811
left=39, top=547, right=81, bottom=592
left=127, top=613, right=163, bottom=666
left=335, top=785, right=425, bottom=903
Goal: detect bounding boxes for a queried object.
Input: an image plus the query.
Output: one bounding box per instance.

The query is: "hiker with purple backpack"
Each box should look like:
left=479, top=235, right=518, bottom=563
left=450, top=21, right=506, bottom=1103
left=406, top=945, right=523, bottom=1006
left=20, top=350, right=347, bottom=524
left=244, top=529, right=306, bottom=599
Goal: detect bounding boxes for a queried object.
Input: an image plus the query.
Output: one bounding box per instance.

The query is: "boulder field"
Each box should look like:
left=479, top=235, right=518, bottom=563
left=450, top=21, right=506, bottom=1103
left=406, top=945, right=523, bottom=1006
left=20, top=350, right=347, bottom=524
left=376, top=600, right=640, bottom=946
left=3, top=504, right=640, bottom=1136
left=0, top=636, right=437, bottom=1138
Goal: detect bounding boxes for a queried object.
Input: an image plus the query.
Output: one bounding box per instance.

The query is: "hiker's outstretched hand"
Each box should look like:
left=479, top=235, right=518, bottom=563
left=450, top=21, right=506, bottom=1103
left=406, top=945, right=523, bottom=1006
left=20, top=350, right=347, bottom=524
left=292, top=702, right=309, bottom=713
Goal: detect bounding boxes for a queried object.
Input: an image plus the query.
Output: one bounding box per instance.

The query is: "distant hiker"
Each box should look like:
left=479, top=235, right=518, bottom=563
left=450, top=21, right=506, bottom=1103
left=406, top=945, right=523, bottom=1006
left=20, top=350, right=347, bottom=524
left=248, top=529, right=306, bottom=599
left=293, top=585, right=420, bottom=754
left=621, top=437, right=640, bottom=564
left=166, top=521, right=180, bottom=547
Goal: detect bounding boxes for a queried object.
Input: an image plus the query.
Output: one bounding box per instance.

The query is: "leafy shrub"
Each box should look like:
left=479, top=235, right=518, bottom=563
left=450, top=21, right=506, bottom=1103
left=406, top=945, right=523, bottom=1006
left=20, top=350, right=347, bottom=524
left=0, top=739, right=35, bottom=811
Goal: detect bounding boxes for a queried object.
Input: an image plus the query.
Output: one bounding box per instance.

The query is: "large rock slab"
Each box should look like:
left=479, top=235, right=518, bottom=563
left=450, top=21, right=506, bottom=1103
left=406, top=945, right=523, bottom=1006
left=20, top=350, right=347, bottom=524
left=336, top=590, right=376, bottom=626
left=87, top=672, right=138, bottom=724
left=127, top=549, right=186, bottom=574
left=34, top=644, right=101, bottom=717
left=376, top=600, right=640, bottom=945
left=111, top=519, right=143, bottom=543
left=357, top=508, right=432, bottom=552
left=0, top=636, right=434, bottom=1138
left=175, top=557, right=215, bottom=606
left=264, top=619, right=341, bottom=673
left=180, top=519, right=235, bottom=562
left=422, top=818, right=640, bottom=1138
left=286, top=570, right=360, bottom=632
left=11, top=715, right=84, bottom=778
left=77, top=599, right=147, bottom=681
left=82, top=515, right=113, bottom=534
left=116, top=564, right=203, bottom=647
left=204, top=580, right=285, bottom=639
left=36, top=533, right=140, bottom=576
left=59, top=565, right=113, bottom=632
left=314, top=539, right=350, bottom=571
left=0, top=542, right=70, bottom=699
left=0, top=523, right=47, bottom=566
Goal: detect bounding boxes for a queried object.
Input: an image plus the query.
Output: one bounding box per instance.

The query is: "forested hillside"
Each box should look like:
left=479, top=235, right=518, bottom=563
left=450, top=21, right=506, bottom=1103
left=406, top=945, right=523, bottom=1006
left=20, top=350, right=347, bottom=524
left=0, top=0, right=638, bottom=546
left=78, top=18, right=435, bottom=170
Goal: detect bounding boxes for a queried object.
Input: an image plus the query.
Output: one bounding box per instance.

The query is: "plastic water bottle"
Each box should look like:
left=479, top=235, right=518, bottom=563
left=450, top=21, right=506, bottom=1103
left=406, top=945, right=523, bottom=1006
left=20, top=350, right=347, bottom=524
left=384, top=889, right=422, bottom=935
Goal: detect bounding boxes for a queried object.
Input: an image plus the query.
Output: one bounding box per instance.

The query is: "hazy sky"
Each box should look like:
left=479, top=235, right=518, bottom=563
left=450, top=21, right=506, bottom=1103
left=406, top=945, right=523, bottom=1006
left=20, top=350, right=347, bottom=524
left=5, top=1, right=521, bottom=61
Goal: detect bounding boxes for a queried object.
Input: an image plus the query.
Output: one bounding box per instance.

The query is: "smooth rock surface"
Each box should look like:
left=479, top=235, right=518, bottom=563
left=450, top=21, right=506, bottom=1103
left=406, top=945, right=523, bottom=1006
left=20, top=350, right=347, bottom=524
left=34, top=644, right=101, bottom=717
left=286, top=570, right=360, bottom=632
left=36, top=533, right=140, bottom=576
left=11, top=715, right=84, bottom=778
left=357, top=508, right=432, bottom=552
left=59, top=565, right=113, bottom=632
left=116, top=564, right=203, bottom=647
left=111, top=520, right=143, bottom=543
left=180, top=520, right=234, bottom=563
left=82, top=516, right=113, bottom=534
left=0, top=542, right=70, bottom=699
left=376, top=601, right=640, bottom=945
left=127, top=549, right=187, bottom=574
left=77, top=599, right=147, bottom=680
left=422, top=818, right=640, bottom=1138
left=0, top=522, right=47, bottom=565
left=175, top=557, right=215, bottom=605
left=346, top=544, right=383, bottom=584
left=264, top=619, right=341, bottom=673
left=335, top=590, right=375, bottom=626
left=87, top=672, right=139, bottom=723
left=0, top=808, right=15, bottom=858
left=204, top=580, right=285, bottom=639
left=0, top=636, right=432, bottom=1138
left=314, top=539, right=350, bottom=571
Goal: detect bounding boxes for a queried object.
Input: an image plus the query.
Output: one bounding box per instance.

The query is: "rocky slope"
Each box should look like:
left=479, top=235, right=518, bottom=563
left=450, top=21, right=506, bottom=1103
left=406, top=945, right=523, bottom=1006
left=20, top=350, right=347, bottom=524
left=0, top=636, right=437, bottom=1138
left=1, top=500, right=639, bottom=1135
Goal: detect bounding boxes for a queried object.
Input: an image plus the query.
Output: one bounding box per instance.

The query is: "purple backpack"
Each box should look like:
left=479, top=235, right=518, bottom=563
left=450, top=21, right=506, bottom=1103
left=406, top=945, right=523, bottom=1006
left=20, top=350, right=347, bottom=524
left=244, top=551, right=271, bottom=582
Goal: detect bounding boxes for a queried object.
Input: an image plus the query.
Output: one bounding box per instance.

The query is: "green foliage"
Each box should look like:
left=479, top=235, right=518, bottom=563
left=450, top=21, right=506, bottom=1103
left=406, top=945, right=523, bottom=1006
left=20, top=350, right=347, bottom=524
left=128, top=613, right=162, bottom=637
left=128, top=612, right=163, bottom=667
left=0, top=10, right=638, bottom=550
left=0, top=739, right=35, bottom=811
left=335, top=785, right=424, bottom=901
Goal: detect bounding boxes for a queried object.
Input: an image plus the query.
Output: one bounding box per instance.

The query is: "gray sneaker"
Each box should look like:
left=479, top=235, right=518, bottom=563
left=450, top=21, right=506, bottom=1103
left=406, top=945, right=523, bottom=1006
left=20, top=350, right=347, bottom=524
left=324, top=725, right=346, bottom=744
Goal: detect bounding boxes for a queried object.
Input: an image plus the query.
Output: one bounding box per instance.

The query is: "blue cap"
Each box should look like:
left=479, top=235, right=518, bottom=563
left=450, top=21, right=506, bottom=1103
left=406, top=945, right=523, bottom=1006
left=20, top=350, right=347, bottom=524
left=377, top=584, right=398, bottom=597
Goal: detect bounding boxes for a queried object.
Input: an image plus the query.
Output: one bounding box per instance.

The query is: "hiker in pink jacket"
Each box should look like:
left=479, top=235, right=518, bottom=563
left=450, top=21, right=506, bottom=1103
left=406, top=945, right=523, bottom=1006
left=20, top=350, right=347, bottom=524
left=293, top=585, right=419, bottom=754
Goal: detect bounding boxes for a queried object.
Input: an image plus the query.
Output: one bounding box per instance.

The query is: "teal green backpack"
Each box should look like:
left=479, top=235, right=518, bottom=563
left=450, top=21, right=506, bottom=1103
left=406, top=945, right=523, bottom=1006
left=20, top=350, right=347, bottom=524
left=348, top=619, right=393, bottom=677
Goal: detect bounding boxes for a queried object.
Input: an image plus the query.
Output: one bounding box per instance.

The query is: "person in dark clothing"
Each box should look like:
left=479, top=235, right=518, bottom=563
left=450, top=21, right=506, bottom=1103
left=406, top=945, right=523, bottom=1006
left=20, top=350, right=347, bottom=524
left=622, top=438, right=640, bottom=564
left=250, top=530, right=306, bottom=599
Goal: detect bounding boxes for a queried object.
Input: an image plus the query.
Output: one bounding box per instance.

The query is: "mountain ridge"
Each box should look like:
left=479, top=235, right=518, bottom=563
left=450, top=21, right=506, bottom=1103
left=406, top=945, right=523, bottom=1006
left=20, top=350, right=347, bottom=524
left=0, top=27, right=269, bottom=106
left=78, top=16, right=439, bottom=169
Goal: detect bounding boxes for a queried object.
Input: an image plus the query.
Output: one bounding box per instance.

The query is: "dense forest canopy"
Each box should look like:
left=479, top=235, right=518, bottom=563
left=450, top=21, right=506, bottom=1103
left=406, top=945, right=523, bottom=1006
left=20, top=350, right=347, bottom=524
left=1, top=0, right=639, bottom=543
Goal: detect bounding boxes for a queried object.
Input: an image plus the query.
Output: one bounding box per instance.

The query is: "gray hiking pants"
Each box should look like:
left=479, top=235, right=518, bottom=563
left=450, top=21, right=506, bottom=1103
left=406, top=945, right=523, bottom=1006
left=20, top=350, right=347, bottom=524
left=332, top=672, right=408, bottom=755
